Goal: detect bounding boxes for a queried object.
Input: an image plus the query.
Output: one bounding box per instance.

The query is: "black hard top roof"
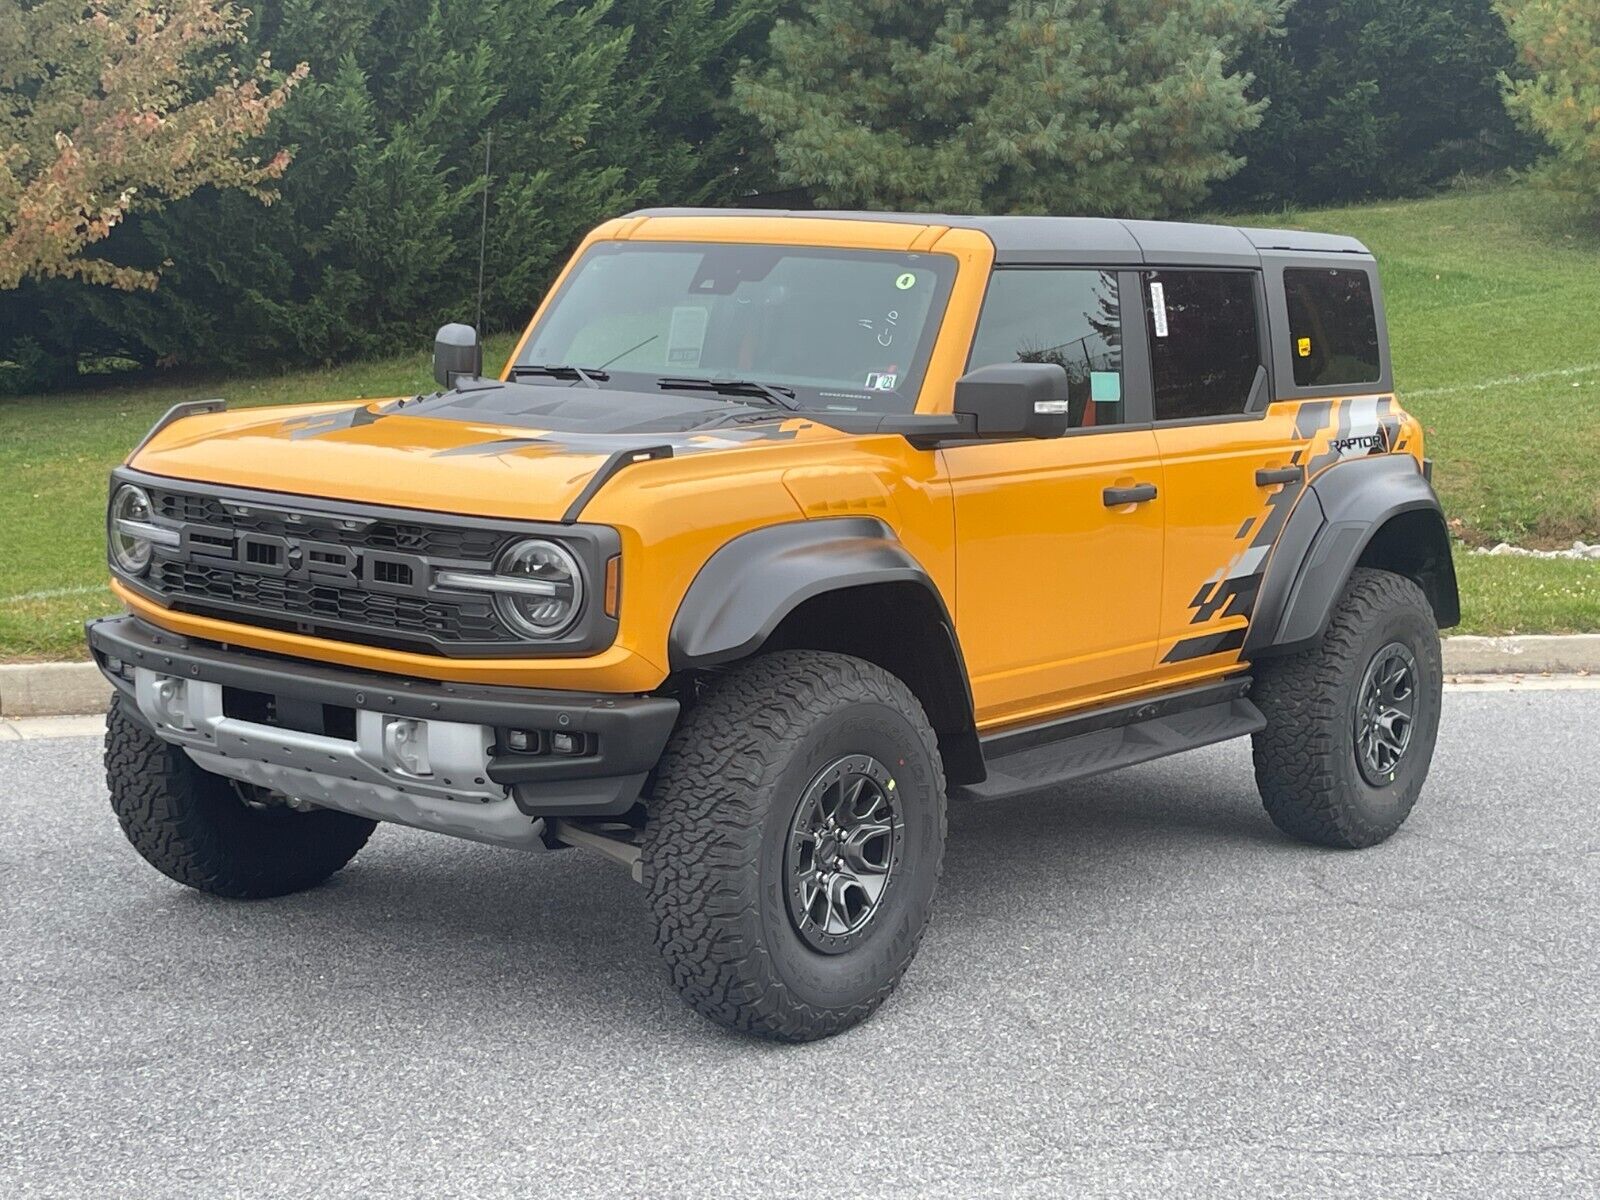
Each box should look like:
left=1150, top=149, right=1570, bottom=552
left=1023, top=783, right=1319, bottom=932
left=623, top=208, right=1372, bottom=268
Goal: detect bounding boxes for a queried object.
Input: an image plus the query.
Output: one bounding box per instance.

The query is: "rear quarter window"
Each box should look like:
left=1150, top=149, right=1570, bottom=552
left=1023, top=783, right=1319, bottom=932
left=1284, top=268, right=1381, bottom=388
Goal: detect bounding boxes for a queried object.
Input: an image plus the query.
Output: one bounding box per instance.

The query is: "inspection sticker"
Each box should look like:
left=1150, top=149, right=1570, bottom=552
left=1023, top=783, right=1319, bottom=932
left=666, top=306, right=709, bottom=366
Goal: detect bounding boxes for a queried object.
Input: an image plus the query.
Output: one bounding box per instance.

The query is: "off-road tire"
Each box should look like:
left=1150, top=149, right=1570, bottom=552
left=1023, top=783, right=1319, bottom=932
left=105, top=694, right=377, bottom=898
left=1251, top=567, right=1443, bottom=849
left=642, top=650, right=947, bottom=1041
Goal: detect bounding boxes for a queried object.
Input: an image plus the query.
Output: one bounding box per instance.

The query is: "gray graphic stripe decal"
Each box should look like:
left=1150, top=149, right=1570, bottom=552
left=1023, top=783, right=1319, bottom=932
left=282, top=407, right=386, bottom=440
left=1164, top=394, right=1401, bottom=664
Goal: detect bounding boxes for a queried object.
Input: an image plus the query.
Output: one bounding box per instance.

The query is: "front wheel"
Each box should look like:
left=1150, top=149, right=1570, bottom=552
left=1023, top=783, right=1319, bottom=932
left=642, top=650, right=947, bottom=1041
left=1251, top=567, right=1443, bottom=849
left=105, top=695, right=377, bottom=898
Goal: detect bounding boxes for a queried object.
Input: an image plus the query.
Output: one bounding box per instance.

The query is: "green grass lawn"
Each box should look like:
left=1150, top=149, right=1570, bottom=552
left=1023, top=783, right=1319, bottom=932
left=1252, top=182, right=1600, bottom=549
left=2, top=180, right=1598, bottom=660
left=0, top=332, right=517, bottom=661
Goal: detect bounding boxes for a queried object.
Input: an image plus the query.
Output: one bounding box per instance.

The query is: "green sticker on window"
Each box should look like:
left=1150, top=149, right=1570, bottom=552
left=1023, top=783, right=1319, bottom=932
left=896, top=272, right=917, bottom=290
left=1091, top=371, right=1122, bottom=403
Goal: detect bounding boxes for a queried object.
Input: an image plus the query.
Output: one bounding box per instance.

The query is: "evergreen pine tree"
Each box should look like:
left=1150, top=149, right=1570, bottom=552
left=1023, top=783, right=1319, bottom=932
left=735, top=0, right=1284, bottom=216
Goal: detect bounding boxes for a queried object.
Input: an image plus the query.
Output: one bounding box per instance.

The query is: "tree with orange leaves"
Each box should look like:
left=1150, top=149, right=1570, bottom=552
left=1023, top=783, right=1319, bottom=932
left=0, top=0, right=305, bottom=291
left=1497, top=0, right=1600, bottom=210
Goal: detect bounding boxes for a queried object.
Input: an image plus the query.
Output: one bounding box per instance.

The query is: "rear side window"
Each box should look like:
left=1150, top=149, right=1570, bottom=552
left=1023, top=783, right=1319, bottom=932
left=968, top=269, right=1125, bottom=428
left=1284, top=268, right=1381, bottom=388
left=1143, top=270, right=1262, bottom=421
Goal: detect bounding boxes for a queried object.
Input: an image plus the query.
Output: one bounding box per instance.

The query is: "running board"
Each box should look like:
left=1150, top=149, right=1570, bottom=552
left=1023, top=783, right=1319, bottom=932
left=954, top=693, right=1266, bottom=803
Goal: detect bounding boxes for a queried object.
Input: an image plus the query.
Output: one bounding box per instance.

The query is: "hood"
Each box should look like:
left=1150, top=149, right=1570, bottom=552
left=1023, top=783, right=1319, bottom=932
left=128, top=380, right=844, bottom=522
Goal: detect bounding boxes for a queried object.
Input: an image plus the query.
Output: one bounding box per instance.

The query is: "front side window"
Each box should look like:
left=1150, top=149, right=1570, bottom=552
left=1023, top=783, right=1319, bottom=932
left=1144, top=270, right=1263, bottom=421
left=1284, top=268, right=1381, bottom=388
left=967, top=269, right=1124, bottom=428
left=519, top=242, right=957, bottom=413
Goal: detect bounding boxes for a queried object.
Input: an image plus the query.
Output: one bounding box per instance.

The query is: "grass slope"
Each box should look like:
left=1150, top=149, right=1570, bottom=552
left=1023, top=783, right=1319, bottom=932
left=0, top=334, right=517, bottom=660
left=1256, top=182, right=1600, bottom=548
left=3, top=181, right=1598, bottom=660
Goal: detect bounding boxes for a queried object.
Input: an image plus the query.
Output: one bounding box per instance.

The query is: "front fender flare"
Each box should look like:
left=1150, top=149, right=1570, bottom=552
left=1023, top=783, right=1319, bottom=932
left=668, top=518, right=948, bottom=670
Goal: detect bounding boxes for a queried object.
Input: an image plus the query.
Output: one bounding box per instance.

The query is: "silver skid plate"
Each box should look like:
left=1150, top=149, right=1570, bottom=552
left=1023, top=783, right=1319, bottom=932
left=132, top=668, right=546, bottom=850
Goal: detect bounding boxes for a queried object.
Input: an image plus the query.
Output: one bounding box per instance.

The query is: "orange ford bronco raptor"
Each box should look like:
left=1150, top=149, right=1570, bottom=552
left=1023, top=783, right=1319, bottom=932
left=90, top=211, right=1456, bottom=1041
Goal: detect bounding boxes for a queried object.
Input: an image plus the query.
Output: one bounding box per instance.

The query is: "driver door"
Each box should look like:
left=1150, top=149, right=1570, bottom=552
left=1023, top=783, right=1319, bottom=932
left=943, top=268, right=1165, bottom=729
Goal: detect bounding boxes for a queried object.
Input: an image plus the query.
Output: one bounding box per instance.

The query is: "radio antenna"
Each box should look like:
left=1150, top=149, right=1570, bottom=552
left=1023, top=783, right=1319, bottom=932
left=474, top=128, right=492, bottom=333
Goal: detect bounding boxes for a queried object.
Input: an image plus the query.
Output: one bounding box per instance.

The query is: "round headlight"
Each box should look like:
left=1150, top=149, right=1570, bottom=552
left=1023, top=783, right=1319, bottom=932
left=109, top=484, right=156, bottom=575
left=493, top=539, right=584, bottom=637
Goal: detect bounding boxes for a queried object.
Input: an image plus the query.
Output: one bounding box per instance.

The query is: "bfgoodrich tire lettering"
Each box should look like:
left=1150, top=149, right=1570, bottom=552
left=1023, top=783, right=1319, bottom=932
left=642, top=650, right=947, bottom=1041
left=1251, top=567, right=1443, bottom=849
left=105, top=694, right=376, bottom=898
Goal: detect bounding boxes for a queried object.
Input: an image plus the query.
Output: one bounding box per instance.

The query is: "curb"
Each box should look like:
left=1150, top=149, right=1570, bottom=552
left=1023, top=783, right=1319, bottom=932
left=0, top=662, right=110, bottom=720
left=2, top=636, right=1596, bottom=720
left=1441, top=634, right=1600, bottom=676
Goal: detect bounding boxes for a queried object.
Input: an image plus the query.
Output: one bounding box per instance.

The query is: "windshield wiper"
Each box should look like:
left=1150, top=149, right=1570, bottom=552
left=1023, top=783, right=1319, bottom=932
left=656, top=376, right=801, bottom=411
left=511, top=363, right=610, bottom=388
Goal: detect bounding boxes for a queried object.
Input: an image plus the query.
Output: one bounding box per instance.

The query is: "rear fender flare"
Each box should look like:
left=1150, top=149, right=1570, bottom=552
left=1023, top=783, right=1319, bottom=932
left=1246, top=455, right=1459, bottom=657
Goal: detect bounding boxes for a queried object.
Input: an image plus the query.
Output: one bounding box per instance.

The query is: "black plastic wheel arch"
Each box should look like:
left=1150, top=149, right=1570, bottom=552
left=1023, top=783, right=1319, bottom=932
left=1246, top=454, right=1460, bottom=658
left=669, top=518, right=950, bottom=670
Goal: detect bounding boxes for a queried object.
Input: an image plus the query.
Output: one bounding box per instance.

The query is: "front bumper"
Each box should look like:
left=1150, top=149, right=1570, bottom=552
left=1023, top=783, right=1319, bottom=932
left=87, top=616, right=679, bottom=846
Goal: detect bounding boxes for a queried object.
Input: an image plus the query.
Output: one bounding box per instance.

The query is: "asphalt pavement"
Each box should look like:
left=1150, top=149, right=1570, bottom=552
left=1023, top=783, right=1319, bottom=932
left=3, top=685, right=1597, bottom=1198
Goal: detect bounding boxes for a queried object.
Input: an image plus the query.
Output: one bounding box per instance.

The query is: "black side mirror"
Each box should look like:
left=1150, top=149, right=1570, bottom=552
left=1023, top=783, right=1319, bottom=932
left=433, top=323, right=482, bottom=389
left=953, top=362, right=1071, bottom=439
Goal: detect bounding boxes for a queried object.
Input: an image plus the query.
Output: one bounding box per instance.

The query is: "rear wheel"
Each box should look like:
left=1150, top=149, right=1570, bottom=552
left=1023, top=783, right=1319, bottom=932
left=642, top=650, right=946, bottom=1041
left=1251, top=568, right=1443, bottom=849
left=105, top=695, right=376, bottom=898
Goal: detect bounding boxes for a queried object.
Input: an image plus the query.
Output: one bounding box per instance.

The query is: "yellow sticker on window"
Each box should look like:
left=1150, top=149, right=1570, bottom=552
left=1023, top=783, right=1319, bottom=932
left=896, top=272, right=917, bottom=291
left=1297, top=336, right=1313, bottom=358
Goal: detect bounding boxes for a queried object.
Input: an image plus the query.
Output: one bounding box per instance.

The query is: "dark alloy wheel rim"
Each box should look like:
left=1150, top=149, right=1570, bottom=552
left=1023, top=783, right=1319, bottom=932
left=1354, top=641, right=1419, bottom=786
left=785, top=755, right=904, bottom=954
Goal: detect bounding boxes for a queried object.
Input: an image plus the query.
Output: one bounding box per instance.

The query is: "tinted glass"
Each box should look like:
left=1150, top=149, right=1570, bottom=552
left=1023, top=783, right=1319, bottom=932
left=521, top=242, right=956, bottom=413
left=1285, top=268, right=1381, bottom=387
left=968, top=269, right=1125, bottom=428
left=1144, top=270, right=1262, bottom=421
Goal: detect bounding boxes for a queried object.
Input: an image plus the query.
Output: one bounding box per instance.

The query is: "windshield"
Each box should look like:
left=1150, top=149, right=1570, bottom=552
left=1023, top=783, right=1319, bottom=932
left=517, top=241, right=958, bottom=413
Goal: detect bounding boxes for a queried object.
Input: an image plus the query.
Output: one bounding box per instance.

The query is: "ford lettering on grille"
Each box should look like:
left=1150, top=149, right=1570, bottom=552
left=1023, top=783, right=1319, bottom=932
left=184, top=527, right=425, bottom=594
left=139, top=484, right=519, bottom=653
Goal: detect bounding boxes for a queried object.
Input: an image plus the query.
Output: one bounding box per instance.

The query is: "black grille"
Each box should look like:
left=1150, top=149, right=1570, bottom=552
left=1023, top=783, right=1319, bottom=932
left=141, top=484, right=520, bottom=653
left=152, top=560, right=508, bottom=645
left=150, top=488, right=506, bottom=560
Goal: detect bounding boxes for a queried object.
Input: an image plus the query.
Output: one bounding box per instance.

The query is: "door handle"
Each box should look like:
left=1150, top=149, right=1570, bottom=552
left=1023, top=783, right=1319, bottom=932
left=1103, top=483, right=1158, bottom=507
left=1255, top=466, right=1304, bottom=487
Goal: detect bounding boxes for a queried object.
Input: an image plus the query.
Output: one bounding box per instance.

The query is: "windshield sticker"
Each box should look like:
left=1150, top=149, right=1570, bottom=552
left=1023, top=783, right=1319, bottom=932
left=666, top=307, right=709, bottom=367
left=1090, top=371, right=1122, bottom=404
left=1150, top=282, right=1169, bottom=338
left=896, top=272, right=917, bottom=291
left=864, top=372, right=899, bottom=392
